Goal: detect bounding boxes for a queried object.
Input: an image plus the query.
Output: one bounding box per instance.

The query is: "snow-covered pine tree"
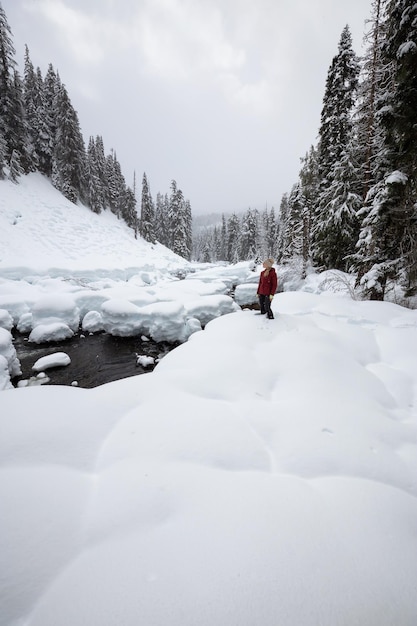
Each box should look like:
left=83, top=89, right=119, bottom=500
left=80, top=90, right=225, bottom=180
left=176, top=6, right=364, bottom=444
left=185, top=199, right=193, bottom=260
left=33, top=67, right=54, bottom=176
left=295, top=147, right=320, bottom=273
left=313, top=146, right=362, bottom=271
left=7, top=69, right=34, bottom=176
left=42, top=64, right=60, bottom=177
left=94, top=136, right=108, bottom=208
left=52, top=83, right=86, bottom=203
left=114, top=154, right=126, bottom=218
left=264, top=207, right=277, bottom=261
left=8, top=148, right=23, bottom=182
left=378, top=0, right=417, bottom=293
left=227, top=213, right=241, bottom=262
left=355, top=0, right=417, bottom=298
left=155, top=192, right=169, bottom=246
left=313, top=25, right=360, bottom=270
left=276, top=193, right=289, bottom=262
left=355, top=0, right=386, bottom=200
left=317, top=26, right=360, bottom=184
left=169, top=180, right=190, bottom=259
left=106, top=150, right=122, bottom=216
left=122, top=186, right=138, bottom=233
left=281, top=183, right=305, bottom=263
left=0, top=3, right=16, bottom=167
left=23, top=46, right=40, bottom=171
left=0, top=129, right=6, bottom=179
left=240, top=208, right=259, bottom=260
left=86, top=136, right=103, bottom=214
left=140, top=172, right=156, bottom=243
left=219, top=214, right=228, bottom=261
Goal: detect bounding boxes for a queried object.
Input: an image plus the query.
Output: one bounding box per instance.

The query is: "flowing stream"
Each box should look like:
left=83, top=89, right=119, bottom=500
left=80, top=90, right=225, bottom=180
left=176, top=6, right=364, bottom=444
left=12, top=331, right=179, bottom=388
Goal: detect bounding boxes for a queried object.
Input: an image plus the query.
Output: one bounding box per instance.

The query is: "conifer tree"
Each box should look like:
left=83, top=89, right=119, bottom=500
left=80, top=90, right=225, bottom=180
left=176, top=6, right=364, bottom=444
left=317, top=26, right=360, bottom=185
left=86, top=136, right=103, bottom=214
left=240, top=209, right=259, bottom=260
left=313, top=25, right=360, bottom=269
left=8, top=69, right=33, bottom=175
left=314, top=146, right=362, bottom=270
left=23, top=46, right=39, bottom=170
left=169, top=180, right=190, bottom=259
left=38, top=64, right=59, bottom=177
left=227, top=213, right=241, bottom=262
left=355, top=0, right=386, bottom=199
left=355, top=0, right=417, bottom=297
left=140, top=172, right=156, bottom=243
left=281, top=184, right=305, bottom=262
left=0, top=130, right=6, bottom=179
left=52, top=83, right=86, bottom=203
left=106, top=152, right=118, bottom=215
left=122, top=186, right=138, bottom=233
left=185, top=199, right=193, bottom=260
left=296, top=148, right=318, bottom=272
left=33, top=67, right=54, bottom=176
left=114, top=157, right=127, bottom=218
left=219, top=214, right=228, bottom=261
left=0, top=3, right=16, bottom=165
left=155, top=192, right=169, bottom=246
left=94, top=136, right=108, bottom=207
left=263, top=207, right=278, bottom=260
left=276, top=193, right=289, bottom=262
left=8, top=149, right=23, bottom=182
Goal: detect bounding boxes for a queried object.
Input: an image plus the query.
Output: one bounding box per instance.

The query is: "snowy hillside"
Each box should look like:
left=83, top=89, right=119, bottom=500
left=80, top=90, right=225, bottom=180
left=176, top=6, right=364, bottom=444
left=0, top=173, right=189, bottom=276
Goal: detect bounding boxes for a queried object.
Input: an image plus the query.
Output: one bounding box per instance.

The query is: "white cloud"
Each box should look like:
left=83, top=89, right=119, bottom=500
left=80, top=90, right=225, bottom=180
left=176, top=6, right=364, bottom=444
left=25, top=0, right=117, bottom=66
left=134, top=0, right=245, bottom=78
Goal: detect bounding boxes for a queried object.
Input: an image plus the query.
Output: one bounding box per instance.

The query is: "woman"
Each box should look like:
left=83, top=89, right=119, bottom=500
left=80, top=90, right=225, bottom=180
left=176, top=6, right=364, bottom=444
left=257, top=258, right=277, bottom=319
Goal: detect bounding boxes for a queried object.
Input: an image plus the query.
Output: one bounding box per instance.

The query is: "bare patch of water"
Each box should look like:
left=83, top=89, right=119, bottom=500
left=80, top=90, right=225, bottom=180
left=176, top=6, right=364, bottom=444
left=12, top=332, right=179, bottom=388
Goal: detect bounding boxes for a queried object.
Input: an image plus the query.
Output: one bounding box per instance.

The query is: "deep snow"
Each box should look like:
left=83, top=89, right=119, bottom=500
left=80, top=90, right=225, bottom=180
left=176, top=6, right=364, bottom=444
left=0, top=174, right=416, bottom=625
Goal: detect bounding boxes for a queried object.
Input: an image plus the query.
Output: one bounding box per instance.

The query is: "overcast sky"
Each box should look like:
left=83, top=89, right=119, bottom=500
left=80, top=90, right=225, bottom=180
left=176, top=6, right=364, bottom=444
left=3, top=0, right=372, bottom=215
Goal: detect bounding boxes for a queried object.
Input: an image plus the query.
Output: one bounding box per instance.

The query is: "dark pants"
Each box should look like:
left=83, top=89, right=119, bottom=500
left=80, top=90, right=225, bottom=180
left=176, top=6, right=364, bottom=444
left=258, top=294, right=274, bottom=319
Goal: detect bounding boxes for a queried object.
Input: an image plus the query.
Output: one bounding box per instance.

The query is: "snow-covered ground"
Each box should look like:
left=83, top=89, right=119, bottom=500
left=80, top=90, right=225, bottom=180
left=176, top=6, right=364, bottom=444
left=1, top=175, right=417, bottom=625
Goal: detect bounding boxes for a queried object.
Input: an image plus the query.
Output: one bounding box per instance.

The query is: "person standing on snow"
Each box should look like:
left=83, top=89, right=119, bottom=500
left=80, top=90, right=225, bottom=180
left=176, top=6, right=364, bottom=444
left=257, top=258, right=277, bottom=319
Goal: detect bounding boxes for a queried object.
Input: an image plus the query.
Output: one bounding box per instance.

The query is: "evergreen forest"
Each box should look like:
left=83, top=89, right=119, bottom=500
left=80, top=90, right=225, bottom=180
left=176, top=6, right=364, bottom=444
left=0, top=3, right=193, bottom=260
left=194, top=0, right=417, bottom=301
left=1, top=1, right=416, bottom=299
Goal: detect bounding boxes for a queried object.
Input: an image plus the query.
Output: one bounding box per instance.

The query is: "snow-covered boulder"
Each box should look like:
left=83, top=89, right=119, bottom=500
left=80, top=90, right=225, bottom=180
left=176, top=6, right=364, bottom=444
left=82, top=311, right=104, bottom=334
left=0, top=309, right=14, bottom=331
left=32, top=294, right=80, bottom=332
left=0, top=355, right=12, bottom=390
left=0, top=295, right=30, bottom=326
left=101, top=299, right=143, bottom=336
left=0, top=327, right=21, bottom=386
left=29, top=323, right=74, bottom=344
left=184, top=295, right=240, bottom=326
left=234, top=283, right=258, bottom=306
left=16, top=312, right=33, bottom=333
left=32, top=352, right=71, bottom=373
left=138, top=301, right=190, bottom=343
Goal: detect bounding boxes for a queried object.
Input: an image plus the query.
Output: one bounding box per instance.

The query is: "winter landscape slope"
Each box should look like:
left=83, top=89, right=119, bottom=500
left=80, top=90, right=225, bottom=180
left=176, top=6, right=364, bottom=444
left=0, top=173, right=188, bottom=276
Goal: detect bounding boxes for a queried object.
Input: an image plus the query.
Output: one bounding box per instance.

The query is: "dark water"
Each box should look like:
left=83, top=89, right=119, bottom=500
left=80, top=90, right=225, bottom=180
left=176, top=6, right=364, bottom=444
left=12, top=332, right=179, bottom=389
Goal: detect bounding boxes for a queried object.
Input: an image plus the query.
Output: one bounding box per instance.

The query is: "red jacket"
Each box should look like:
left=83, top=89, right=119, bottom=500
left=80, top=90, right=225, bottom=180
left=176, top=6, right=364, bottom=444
left=257, top=268, right=277, bottom=296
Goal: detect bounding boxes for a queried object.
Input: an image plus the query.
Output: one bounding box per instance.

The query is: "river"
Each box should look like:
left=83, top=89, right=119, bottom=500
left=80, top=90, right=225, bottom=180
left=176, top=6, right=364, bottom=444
left=12, top=331, right=179, bottom=388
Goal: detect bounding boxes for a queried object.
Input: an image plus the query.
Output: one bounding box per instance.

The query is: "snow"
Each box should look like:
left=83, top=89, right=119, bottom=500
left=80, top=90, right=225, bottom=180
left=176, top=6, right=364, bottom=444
left=32, top=352, right=71, bottom=373
left=385, top=170, right=408, bottom=185
left=397, top=41, right=417, bottom=57
left=0, top=174, right=417, bottom=625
